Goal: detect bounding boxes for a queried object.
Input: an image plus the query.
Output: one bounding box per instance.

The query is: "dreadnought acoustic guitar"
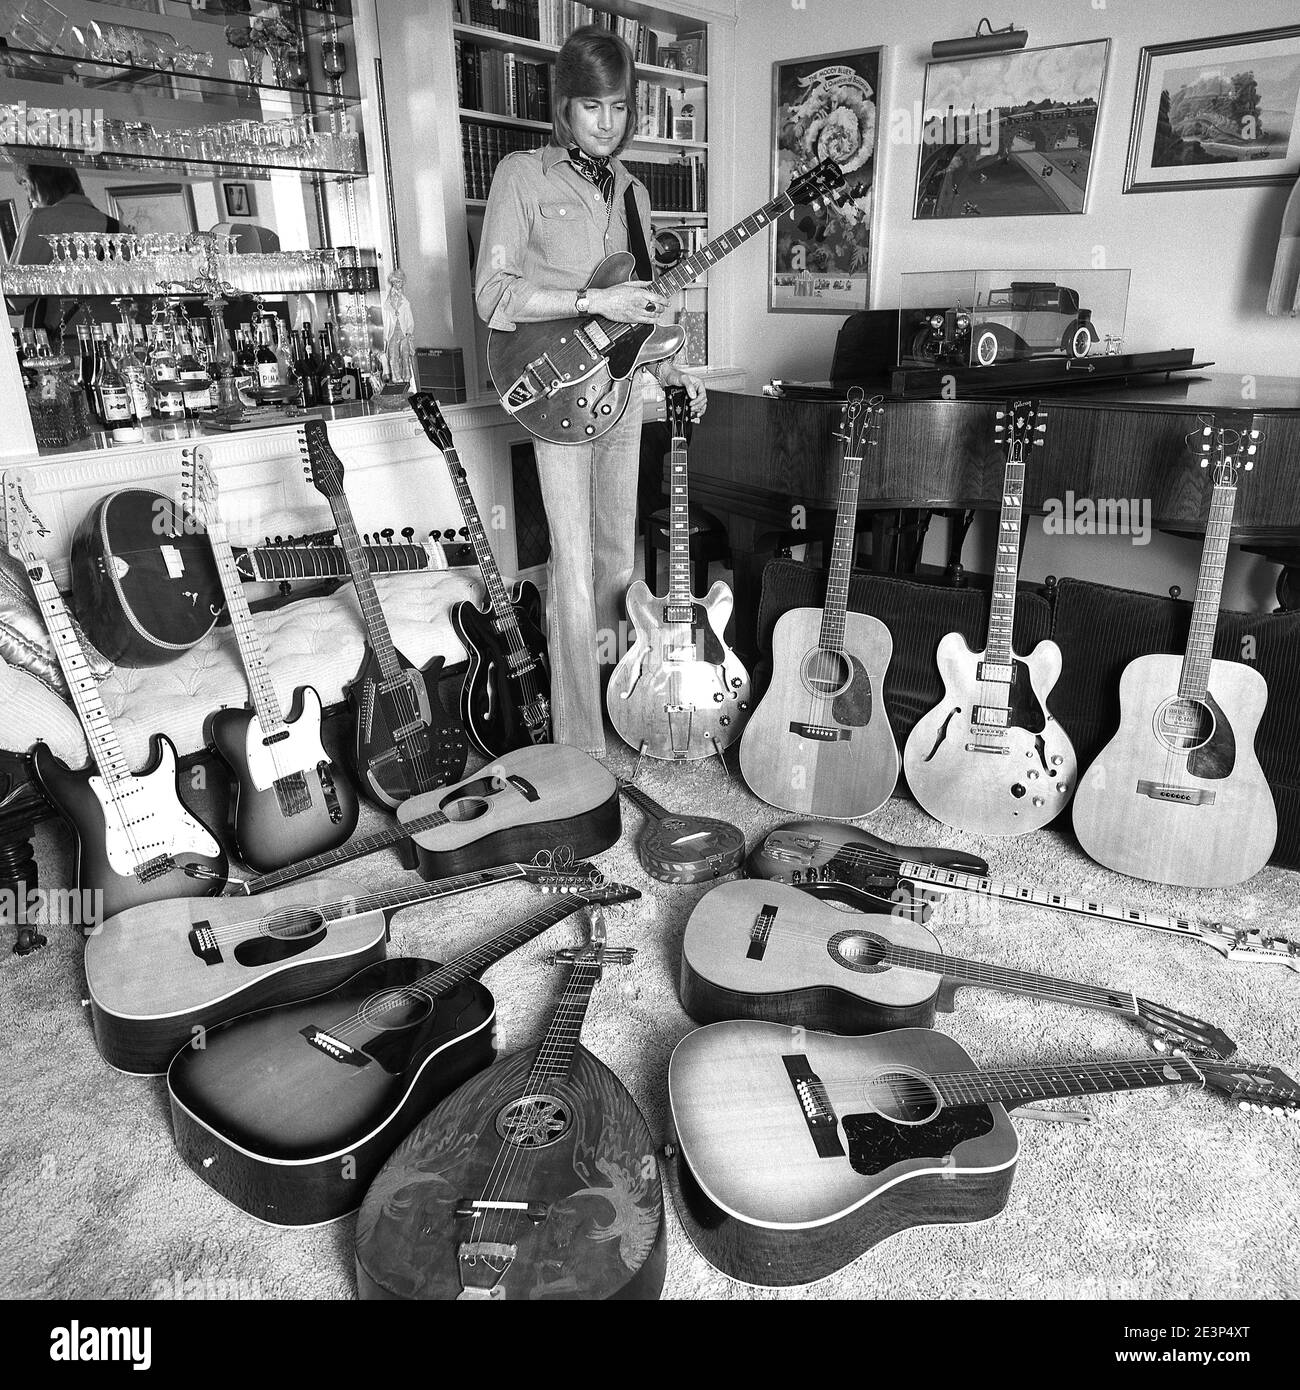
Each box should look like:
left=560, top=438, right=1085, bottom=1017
left=667, top=1019, right=1300, bottom=1288
left=356, top=914, right=665, bottom=1299
left=903, top=401, right=1077, bottom=836
left=739, top=389, right=898, bottom=818
left=607, top=385, right=751, bottom=760
left=678, top=880, right=1234, bottom=1059
left=300, top=418, right=469, bottom=807
left=183, top=445, right=359, bottom=873
left=168, top=881, right=637, bottom=1227
left=1072, top=418, right=1277, bottom=888
left=3, top=470, right=227, bottom=923
left=489, top=159, right=848, bottom=445
left=410, top=392, right=552, bottom=755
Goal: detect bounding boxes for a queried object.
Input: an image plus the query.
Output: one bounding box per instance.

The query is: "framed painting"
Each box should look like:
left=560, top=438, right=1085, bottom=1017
left=106, top=183, right=197, bottom=237
left=770, top=46, right=883, bottom=313
left=1124, top=27, right=1300, bottom=192
left=223, top=182, right=253, bottom=218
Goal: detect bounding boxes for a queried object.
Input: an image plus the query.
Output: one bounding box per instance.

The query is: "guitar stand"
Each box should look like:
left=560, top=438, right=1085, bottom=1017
left=709, top=735, right=731, bottom=779
left=631, top=740, right=649, bottom=784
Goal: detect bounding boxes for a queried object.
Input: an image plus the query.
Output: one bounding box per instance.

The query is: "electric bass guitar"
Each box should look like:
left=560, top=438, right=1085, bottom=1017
left=410, top=392, right=552, bottom=755
left=903, top=401, right=1077, bottom=835
left=300, top=418, right=469, bottom=807
left=739, top=389, right=898, bottom=817
left=1072, top=418, right=1277, bottom=887
left=679, top=880, right=1234, bottom=1058
left=618, top=778, right=745, bottom=883
left=607, top=385, right=751, bottom=760
left=356, top=913, right=665, bottom=1299
left=183, top=445, right=359, bottom=873
left=3, top=470, right=227, bottom=923
left=667, top=1019, right=1300, bottom=1287
left=490, top=159, right=848, bottom=444
left=169, top=881, right=639, bottom=1227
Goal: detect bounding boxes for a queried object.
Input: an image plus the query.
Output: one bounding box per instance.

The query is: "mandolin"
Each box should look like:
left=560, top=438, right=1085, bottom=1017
left=667, top=1019, right=1300, bottom=1288
left=300, top=418, right=469, bottom=808
left=607, top=385, right=751, bottom=761
left=679, top=879, right=1234, bottom=1058
left=1072, top=418, right=1277, bottom=887
left=489, top=160, right=846, bottom=444
left=903, top=401, right=1078, bottom=836
left=168, top=881, right=638, bottom=1226
left=3, top=470, right=227, bottom=923
left=410, top=392, right=552, bottom=755
left=618, top=778, right=745, bottom=883
left=749, top=820, right=1300, bottom=971
left=739, top=390, right=898, bottom=818
left=355, top=912, right=665, bottom=1299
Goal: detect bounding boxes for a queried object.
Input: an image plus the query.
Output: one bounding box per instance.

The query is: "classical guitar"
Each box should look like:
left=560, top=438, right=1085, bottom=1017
left=87, top=860, right=595, bottom=1075
left=903, top=401, right=1077, bottom=835
left=749, top=820, right=1300, bottom=972
left=618, top=777, right=745, bottom=883
left=668, top=1019, right=1300, bottom=1287
left=3, top=470, right=227, bottom=923
left=679, top=880, right=1234, bottom=1059
left=607, top=385, right=751, bottom=760
left=739, top=390, right=898, bottom=817
left=356, top=914, right=665, bottom=1299
left=409, top=392, right=552, bottom=755
left=182, top=445, right=360, bottom=873
left=1072, top=418, right=1277, bottom=887
left=490, top=159, right=848, bottom=445
left=300, top=418, right=469, bottom=807
left=169, top=881, right=639, bottom=1227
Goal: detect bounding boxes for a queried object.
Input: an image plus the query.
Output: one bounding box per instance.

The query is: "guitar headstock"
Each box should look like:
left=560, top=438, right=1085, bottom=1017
left=786, top=158, right=846, bottom=211
left=2, top=469, right=51, bottom=577
left=409, top=392, right=455, bottom=454
left=994, top=400, right=1046, bottom=457
left=1192, top=416, right=1262, bottom=489
left=834, top=386, right=882, bottom=457
left=555, top=893, right=640, bottom=971
left=299, top=418, right=345, bottom=500
left=1200, top=1060, right=1300, bottom=1115
left=520, top=846, right=605, bottom=893
left=1135, top=998, right=1236, bottom=1062
left=665, top=384, right=693, bottom=443
left=1200, top=921, right=1300, bottom=972
left=179, top=443, right=218, bottom=529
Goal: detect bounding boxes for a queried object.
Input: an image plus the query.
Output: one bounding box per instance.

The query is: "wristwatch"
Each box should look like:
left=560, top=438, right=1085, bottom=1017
left=575, top=291, right=591, bottom=314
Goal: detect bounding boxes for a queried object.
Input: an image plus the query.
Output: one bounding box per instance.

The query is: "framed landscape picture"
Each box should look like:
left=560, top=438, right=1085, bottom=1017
left=106, top=183, right=196, bottom=237
left=914, top=39, right=1110, bottom=219
left=1124, top=27, right=1300, bottom=192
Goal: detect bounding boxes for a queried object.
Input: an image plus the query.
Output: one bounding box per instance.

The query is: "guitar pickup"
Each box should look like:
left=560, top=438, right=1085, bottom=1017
left=971, top=706, right=1009, bottom=728
left=789, top=723, right=851, bottom=742
left=188, top=922, right=221, bottom=965
left=782, top=1054, right=844, bottom=1158
left=663, top=644, right=698, bottom=662
left=299, top=1025, right=370, bottom=1067
left=977, top=661, right=1014, bottom=683
left=1136, top=781, right=1216, bottom=806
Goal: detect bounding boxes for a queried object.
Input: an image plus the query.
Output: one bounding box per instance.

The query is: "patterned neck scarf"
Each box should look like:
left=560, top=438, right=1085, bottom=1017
left=567, top=145, right=614, bottom=207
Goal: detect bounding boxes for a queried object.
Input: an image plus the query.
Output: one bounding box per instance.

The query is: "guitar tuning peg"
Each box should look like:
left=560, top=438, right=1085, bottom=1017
left=402, top=527, right=415, bottom=542
left=274, top=534, right=284, bottom=544
left=381, top=528, right=395, bottom=542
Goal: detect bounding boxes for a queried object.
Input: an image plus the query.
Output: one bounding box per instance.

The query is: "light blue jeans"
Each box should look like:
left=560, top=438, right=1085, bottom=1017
left=533, top=373, right=644, bottom=756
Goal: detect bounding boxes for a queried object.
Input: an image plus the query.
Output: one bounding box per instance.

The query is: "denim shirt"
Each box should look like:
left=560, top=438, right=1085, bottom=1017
left=474, top=143, right=652, bottom=331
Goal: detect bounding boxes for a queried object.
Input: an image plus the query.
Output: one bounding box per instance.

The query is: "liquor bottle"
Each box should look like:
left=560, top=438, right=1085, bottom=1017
left=150, top=326, right=187, bottom=421
left=294, top=326, right=319, bottom=406
left=123, top=324, right=153, bottom=422
left=80, top=323, right=100, bottom=407
left=177, top=326, right=212, bottom=418
left=233, top=326, right=257, bottom=395
left=342, top=352, right=369, bottom=401
left=272, top=316, right=295, bottom=389
left=317, top=322, right=354, bottom=403
left=254, top=319, right=280, bottom=390
left=94, top=332, right=143, bottom=443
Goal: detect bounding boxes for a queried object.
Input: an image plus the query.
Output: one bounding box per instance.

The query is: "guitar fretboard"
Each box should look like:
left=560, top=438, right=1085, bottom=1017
left=1179, top=479, right=1237, bottom=702
left=442, top=447, right=517, bottom=629
left=985, top=404, right=1032, bottom=673
left=651, top=188, right=797, bottom=299
left=526, top=958, right=602, bottom=1087
left=240, top=541, right=431, bottom=584
left=206, top=516, right=286, bottom=734
left=666, top=434, right=693, bottom=608
left=935, top=1055, right=1205, bottom=1109
left=619, top=781, right=670, bottom=823
left=310, top=863, right=529, bottom=925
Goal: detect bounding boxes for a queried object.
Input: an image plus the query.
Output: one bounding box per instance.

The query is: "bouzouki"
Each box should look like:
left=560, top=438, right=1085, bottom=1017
left=3, top=470, right=227, bottom=923
left=749, top=821, right=1300, bottom=972
left=1072, top=418, right=1277, bottom=887
left=903, top=401, right=1078, bottom=835
left=607, top=385, right=751, bottom=760
left=618, top=777, right=745, bottom=883
left=300, top=418, right=469, bottom=807
left=739, top=389, right=898, bottom=817
left=409, top=392, right=552, bottom=755
left=679, top=880, right=1234, bottom=1058
left=183, top=445, right=360, bottom=873
left=355, top=912, right=665, bottom=1299
left=667, top=1019, right=1300, bottom=1288
left=490, top=159, right=848, bottom=445
left=168, top=881, right=638, bottom=1226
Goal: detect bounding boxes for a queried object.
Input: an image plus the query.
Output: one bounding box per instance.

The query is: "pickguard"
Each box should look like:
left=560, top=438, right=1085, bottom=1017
left=1000, top=661, right=1046, bottom=735
left=89, top=753, right=220, bottom=875
left=1187, top=692, right=1236, bottom=781
left=243, top=690, right=329, bottom=792
left=830, top=655, right=873, bottom=728
left=842, top=1106, right=995, bottom=1177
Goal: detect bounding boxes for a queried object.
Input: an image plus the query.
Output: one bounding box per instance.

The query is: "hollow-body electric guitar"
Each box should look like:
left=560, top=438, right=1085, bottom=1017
left=3, top=470, right=227, bottom=923
left=903, top=402, right=1077, bottom=835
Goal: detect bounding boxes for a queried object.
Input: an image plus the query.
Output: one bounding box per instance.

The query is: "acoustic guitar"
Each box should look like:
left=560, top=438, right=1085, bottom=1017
left=679, top=880, right=1234, bottom=1059
left=356, top=913, right=665, bottom=1299
left=1071, top=418, right=1277, bottom=887
left=903, top=401, right=1077, bottom=836
left=489, top=159, right=847, bottom=445
left=739, top=389, right=898, bottom=818
left=607, top=385, right=751, bottom=761
left=618, top=778, right=745, bottom=883
left=168, top=882, right=638, bottom=1227
left=667, top=1019, right=1300, bottom=1287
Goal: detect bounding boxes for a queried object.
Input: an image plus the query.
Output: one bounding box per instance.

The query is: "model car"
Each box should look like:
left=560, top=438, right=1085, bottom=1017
left=909, top=281, right=1099, bottom=367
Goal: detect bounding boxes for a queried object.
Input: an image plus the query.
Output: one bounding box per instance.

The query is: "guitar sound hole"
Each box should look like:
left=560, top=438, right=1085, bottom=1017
left=357, top=988, right=434, bottom=1032
left=262, top=908, right=327, bottom=941
left=1153, top=697, right=1214, bottom=754
left=801, top=648, right=851, bottom=699
left=861, top=1067, right=942, bottom=1125
left=495, top=1094, right=572, bottom=1149
left=827, top=930, right=891, bottom=974
left=441, top=796, right=492, bottom=824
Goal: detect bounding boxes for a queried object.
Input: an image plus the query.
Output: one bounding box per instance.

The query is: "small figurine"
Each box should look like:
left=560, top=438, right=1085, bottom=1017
left=382, top=268, right=416, bottom=387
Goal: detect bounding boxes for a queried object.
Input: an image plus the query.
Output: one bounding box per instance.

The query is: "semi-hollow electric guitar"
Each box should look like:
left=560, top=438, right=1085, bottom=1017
left=3, top=470, right=227, bottom=923
left=667, top=1019, right=1300, bottom=1288
left=739, top=390, right=898, bottom=817
left=356, top=913, right=665, bottom=1299
left=169, top=881, right=639, bottom=1227
left=489, top=159, right=848, bottom=445
left=1072, top=419, right=1277, bottom=888
left=410, top=392, right=552, bottom=755
left=618, top=778, right=745, bottom=883
left=300, top=418, right=469, bottom=807
left=903, top=401, right=1077, bottom=835
left=607, top=385, right=751, bottom=760
left=183, top=445, right=359, bottom=873
left=679, top=880, right=1234, bottom=1059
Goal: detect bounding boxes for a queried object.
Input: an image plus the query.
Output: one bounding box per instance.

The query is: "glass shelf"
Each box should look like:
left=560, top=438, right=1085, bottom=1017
left=0, top=139, right=366, bottom=182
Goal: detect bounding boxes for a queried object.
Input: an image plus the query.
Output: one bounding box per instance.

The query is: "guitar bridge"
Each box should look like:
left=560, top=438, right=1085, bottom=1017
left=299, top=1025, right=369, bottom=1067
left=789, top=722, right=851, bottom=742
left=1136, top=781, right=1216, bottom=806
left=133, top=853, right=174, bottom=883
left=782, top=1054, right=844, bottom=1158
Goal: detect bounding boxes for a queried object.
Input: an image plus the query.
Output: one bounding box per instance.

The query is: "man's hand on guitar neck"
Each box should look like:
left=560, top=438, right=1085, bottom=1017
left=587, top=280, right=667, bottom=325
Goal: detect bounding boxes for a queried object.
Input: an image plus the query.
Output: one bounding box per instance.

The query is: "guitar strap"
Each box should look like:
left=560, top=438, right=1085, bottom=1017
left=624, top=184, right=653, bottom=281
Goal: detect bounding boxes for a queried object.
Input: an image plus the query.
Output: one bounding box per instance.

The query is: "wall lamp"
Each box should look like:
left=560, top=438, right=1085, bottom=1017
left=931, top=18, right=1030, bottom=60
